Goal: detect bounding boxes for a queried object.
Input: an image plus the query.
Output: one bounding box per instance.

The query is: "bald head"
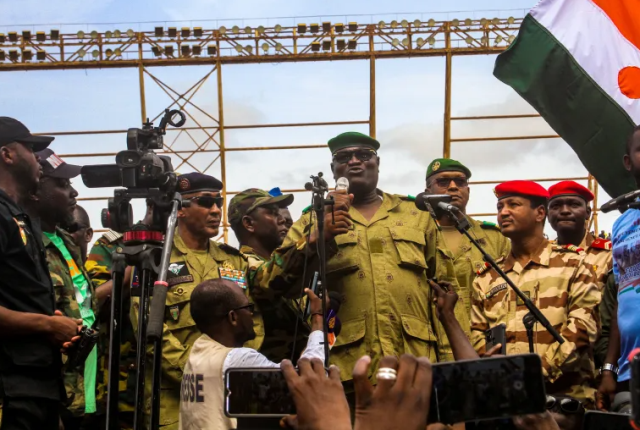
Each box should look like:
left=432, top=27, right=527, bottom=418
left=73, top=205, right=90, bottom=227
left=191, top=279, right=245, bottom=331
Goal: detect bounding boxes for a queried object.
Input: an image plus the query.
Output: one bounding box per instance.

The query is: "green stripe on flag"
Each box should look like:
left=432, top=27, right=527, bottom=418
left=493, top=14, right=636, bottom=198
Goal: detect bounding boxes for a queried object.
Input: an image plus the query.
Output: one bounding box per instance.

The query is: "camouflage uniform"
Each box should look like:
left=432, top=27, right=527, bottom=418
left=44, top=227, right=102, bottom=416
left=470, top=240, right=601, bottom=404
left=579, top=233, right=613, bottom=290
left=433, top=218, right=510, bottom=361
left=240, top=245, right=309, bottom=361
left=86, top=230, right=138, bottom=423
left=282, top=192, right=448, bottom=384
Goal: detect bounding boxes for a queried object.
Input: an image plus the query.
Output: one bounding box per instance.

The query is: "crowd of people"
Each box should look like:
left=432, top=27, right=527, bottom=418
left=0, top=115, right=639, bottom=430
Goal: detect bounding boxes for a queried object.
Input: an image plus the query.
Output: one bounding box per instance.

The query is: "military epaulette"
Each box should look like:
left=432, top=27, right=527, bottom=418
left=101, top=230, right=123, bottom=244
left=476, top=261, right=492, bottom=275
left=553, top=244, right=584, bottom=253
left=590, top=238, right=613, bottom=251
left=301, top=205, right=312, bottom=214
left=479, top=221, right=500, bottom=230
left=218, top=243, right=241, bottom=256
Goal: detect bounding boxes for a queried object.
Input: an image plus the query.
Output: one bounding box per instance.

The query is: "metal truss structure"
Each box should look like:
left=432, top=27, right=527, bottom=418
left=0, top=15, right=600, bottom=239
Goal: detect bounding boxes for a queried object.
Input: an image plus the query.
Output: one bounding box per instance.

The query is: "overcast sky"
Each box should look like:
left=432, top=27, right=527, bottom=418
left=0, top=0, right=621, bottom=245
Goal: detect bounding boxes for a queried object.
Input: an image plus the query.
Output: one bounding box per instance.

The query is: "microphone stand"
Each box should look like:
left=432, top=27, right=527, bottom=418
left=304, top=173, right=332, bottom=366
left=429, top=203, right=564, bottom=346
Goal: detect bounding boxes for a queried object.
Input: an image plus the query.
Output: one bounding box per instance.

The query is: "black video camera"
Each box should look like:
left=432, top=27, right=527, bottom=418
left=66, top=326, right=100, bottom=369
left=80, top=109, right=186, bottom=232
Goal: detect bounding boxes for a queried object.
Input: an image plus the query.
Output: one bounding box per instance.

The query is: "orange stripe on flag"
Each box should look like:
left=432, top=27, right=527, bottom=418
left=619, top=67, right=640, bottom=99
left=591, top=0, right=640, bottom=51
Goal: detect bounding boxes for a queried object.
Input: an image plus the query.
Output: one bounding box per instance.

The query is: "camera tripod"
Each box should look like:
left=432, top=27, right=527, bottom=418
left=105, top=195, right=181, bottom=430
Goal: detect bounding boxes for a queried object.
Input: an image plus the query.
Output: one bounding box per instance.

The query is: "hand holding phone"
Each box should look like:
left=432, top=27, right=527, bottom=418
left=485, top=324, right=507, bottom=356
left=353, top=354, right=433, bottom=430
left=281, top=358, right=351, bottom=430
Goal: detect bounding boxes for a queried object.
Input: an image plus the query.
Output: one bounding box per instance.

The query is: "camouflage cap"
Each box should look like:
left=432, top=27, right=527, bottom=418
left=328, top=131, right=380, bottom=154
left=228, top=188, right=294, bottom=225
left=426, top=158, right=472, bottom=179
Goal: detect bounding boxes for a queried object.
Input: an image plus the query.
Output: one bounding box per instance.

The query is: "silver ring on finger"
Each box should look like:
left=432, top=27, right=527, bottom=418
left=376, top=367, right=398, bottom=381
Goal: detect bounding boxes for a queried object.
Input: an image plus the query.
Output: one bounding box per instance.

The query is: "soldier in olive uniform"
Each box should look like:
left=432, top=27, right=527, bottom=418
left=228, top=188, right=308, bottom=361
left=282, top=132, right=451, bottom=387
left=29, top=149, right=103, bottom=429
left=425, top=158, right=510, bottom=361
left=134, top=173, right=320, bottom=429
left=471, top=181, right=600, bottom=406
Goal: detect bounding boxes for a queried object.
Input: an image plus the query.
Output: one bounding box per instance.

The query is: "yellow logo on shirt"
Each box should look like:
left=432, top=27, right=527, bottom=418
left=12, top=218, right=27, bottom=245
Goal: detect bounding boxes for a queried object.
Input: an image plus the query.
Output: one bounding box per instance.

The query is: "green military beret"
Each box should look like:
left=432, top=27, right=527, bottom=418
left=228, top=188, right=294, bottom=225
left=328, top=131, right=380, bottom=154
left=426, top=158, right=472, bottom=180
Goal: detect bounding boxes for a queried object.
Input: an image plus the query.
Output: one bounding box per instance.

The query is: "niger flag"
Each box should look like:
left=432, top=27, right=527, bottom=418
left=494, top=0, right=639, bottom=198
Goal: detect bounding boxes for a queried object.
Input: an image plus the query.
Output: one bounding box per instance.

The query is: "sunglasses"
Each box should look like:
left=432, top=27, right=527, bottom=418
left=332, top=149, right=377, bottom=164
left=187, top=195, right=223, bottom=209
left=545, top=395, right=583, bottom=414
left=429, top=177, right=469, bottom=188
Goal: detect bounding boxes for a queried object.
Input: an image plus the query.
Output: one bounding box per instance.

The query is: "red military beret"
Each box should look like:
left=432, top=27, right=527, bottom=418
left=548, top=180, right=594, bottom=202
left=494, top=180, right=550, bottom=200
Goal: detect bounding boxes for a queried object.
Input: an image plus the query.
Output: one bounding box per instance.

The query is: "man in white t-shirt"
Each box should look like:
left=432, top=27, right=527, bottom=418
left=178, top=278, right=326, bottom=430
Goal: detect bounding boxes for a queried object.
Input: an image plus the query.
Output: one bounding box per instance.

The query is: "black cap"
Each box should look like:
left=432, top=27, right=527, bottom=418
left=0, top=117, right=54, bottom=151
left=177, top=172, right=223, bottom=194
left=35, top=148, right=82, bottom=179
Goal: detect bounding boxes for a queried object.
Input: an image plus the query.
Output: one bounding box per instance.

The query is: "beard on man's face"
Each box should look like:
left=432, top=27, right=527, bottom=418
left=14, top=156, right=40, bottom=197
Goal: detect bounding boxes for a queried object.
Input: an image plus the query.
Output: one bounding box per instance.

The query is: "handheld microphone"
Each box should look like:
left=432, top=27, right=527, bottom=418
left=336, top=177, right=349, bottom=192
left=601, top=189, right=640, bottom=213
left=415, top=193, right=453, bottom=211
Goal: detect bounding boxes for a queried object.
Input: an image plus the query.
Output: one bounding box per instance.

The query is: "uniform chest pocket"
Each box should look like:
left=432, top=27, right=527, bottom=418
left=483, top=287, right=509, bottom=325
left=164, top=285, right=195, bottom=331
left=327, top=233, right=360, bottom=275
left=389, top=227, right=427, bottom=272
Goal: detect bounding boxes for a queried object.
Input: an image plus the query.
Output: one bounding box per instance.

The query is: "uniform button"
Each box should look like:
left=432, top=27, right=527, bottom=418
left=389, top=314, right=396, bottom=322
left=357, top=271, right=366, bottom=279
left=386, top=273, right=394, bottom=282
left=176, top=287, right=184, bottom=295
left=407, top=296, right=413, bottom=305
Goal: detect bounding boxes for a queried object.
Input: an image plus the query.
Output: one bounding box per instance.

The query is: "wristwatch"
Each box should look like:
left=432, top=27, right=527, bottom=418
left=599, top=363, right=619, bottom=378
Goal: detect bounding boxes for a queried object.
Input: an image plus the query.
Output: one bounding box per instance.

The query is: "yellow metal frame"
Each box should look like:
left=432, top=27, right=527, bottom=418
left=0, top=16, right=599, bottom=237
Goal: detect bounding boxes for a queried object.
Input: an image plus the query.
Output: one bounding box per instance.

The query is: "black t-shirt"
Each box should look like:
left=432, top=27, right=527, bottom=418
left=0, top=190, right=62, bottom=400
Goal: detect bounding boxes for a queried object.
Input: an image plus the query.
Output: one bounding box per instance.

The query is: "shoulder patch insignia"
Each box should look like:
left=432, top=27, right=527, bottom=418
left=170, top=305, right=180, bottom=321
left=102, top=230, right=123, bottom=244
left=486, top=283, right=508, bottom=299
left=590, top=238, right=612, bottom=251
left=554, top=244, right=584, bottom=253
left=476, top=261, right=491, bottom=275
left=480, top=221, right=500, bottom=230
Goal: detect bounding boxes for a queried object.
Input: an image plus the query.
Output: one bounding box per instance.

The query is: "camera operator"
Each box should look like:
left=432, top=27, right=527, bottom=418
left=0, top=118, right=81, bottom=430
left=470, top=181, right=600, bottom=407
left=228, top=188, right=307, bottom=360
left=178, top=279, right=326, bottom=430
left=597, top=125, right=640, bottom=408
left=28, top=149, right=103, bottom=429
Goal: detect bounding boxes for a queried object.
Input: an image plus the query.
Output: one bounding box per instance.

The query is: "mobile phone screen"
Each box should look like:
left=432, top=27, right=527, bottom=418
left=428, top=354, right=546, bottom=424
left=225, top=368, right=295, bottom=417
left=583, top=411, right=633, bottom=430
